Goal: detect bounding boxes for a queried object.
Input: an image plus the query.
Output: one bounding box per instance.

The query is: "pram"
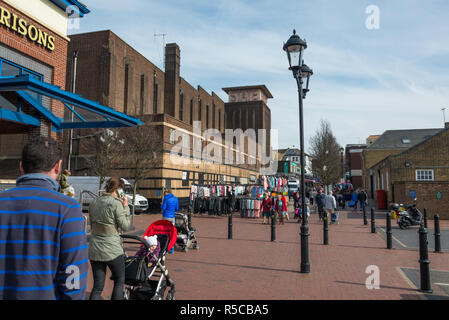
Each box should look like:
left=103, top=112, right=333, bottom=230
left=174, top=212, right=199, bottom=252
left=120, top=220, right=177, bottom=300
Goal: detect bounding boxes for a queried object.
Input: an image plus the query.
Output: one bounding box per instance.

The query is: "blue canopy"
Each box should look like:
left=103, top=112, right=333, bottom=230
left=0, top=74, right=143, bottom=130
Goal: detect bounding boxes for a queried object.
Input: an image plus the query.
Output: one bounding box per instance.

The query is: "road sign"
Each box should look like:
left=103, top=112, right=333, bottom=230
left=409, top=190, right=416, bottom=199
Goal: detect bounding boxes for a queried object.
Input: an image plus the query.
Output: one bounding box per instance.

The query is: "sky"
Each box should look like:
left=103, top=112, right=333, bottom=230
left=70, top=0, right=449, bottom=153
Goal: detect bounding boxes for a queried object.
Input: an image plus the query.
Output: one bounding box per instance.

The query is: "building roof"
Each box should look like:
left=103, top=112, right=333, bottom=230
left=369, top=126, right=449, bottom=169
left=222, top=85, right=273, bottom=99
left=367, top=128, right=442, bottom=150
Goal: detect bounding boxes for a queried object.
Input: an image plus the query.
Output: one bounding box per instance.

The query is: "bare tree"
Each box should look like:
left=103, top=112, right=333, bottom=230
left=80, top=128, right=122, bottom=190
left=309, top=119, right=342, bottom=192
left=117, top=124, right=162, bottom=217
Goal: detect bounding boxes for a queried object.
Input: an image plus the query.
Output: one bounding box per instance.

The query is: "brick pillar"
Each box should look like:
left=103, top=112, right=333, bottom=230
left=164, top=43, right=180, bottom=118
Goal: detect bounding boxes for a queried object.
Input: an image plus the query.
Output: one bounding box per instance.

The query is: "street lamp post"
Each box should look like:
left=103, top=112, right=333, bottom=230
left=284, top=30, right=313, bottom=274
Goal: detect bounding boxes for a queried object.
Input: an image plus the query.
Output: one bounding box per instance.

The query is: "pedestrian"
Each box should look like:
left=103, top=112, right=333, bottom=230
left=161, top=189, right=179, bottom=253
left=59, top=169, right=70, bottom=192
left=282, top=192, right=290, bottom=221
left=315, top=188, right=326, bottom=221
left=88, top=177, right=131, bottom=300
left=0, top=136, right=88, bottom=300
left=261, top=193, right=273, bottom=225
left=275, top=194, right=287, bottom=225
left=325, top=191, right=338, bottom=224
left=293, top=190, right=301, bottom=210
left=358, top=189, right=368, bottom=212
left=351, top=190, right=359, bottom=211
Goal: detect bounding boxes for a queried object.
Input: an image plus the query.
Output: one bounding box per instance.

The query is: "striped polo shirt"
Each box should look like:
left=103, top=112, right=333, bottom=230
left=0, top=175, right=88, bottom=300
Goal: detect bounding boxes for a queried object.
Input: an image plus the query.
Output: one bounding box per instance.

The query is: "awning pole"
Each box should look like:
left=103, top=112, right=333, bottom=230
left=67, top=51, right=78, bottom=172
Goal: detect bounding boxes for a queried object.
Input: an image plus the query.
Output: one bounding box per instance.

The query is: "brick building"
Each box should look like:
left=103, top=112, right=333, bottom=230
left=66, top=30, right=273, bottom=210
left=370, top=124, right=449, bottom=219
left=344, top=144, right=367, bottom=190
left=362, top=128, right=442, bottom=200
left=0, top=0, right=140, bottom=179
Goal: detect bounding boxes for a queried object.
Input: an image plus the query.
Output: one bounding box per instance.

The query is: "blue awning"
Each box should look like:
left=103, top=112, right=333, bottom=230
left=49, top=0, right=90, bottom=17
left=0, top=75, right=143, bottom=130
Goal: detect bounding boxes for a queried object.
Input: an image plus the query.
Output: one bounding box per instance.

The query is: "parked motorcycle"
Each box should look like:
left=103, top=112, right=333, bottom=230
left=389, top=203, right=406, bottom=220
left=397, top=202, right=423, bottom=230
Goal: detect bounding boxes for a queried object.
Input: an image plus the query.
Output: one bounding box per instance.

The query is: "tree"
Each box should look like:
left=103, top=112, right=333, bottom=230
left=117, top=124, right=162, bottom=218
left=80, top=128, right=122, bottom=190
left=309, top=119, right=342, bottom=192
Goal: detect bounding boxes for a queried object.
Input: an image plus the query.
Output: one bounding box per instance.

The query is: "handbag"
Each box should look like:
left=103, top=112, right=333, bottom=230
left=124, top=255, right=150, bottom=286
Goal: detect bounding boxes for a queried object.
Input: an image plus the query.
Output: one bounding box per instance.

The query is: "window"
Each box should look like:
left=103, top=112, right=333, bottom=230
left=198, top=99, right=202, bottom=122
left=416, top=170, right=434, bottom=181
left=124, top=64, right=129, bottom=114
left=169, top=128, right=175, bottom=144
left=140, top=74, right=145, bottom=115
left=0, top=59, right=43, bottom=104
left=179, top=90, right=184, bottom=121
left=206, top=104, right=209, bottom=128
left=190, top=99, right=194, bottom=125
left=182, top=171, right=189, bottom=187
left=218, top=109, right=221, bottom=131
left=212, top=104, right=216, bottom=129
left=153, top=82, right=158, bottom=114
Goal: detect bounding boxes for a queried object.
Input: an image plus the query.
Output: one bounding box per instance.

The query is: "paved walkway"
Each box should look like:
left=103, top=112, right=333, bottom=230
left=86, top=209, right=449, bottom=300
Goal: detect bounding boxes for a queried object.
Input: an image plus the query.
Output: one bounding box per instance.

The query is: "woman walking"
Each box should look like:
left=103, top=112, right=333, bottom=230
left=88, top=178, right=131, bottom=300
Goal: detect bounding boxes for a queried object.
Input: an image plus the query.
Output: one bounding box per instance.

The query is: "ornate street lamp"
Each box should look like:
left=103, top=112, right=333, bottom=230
left=284, top=29, right=313, bottom=274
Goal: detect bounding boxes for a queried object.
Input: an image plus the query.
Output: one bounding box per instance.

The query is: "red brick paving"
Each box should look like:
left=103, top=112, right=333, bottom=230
left=86, top=210, right=449, bottom=300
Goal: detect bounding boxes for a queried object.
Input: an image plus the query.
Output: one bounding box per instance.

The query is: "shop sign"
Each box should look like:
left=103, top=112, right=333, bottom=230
left=0, top=5, right=55, bottom=51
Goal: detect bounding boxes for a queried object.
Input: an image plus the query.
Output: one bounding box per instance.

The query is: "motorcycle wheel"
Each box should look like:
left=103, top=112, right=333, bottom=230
left=398, top=220, right=406, bottom=230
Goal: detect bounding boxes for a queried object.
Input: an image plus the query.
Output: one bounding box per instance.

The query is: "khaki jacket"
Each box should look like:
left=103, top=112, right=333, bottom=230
left=88, top=193, right=131, bottom=262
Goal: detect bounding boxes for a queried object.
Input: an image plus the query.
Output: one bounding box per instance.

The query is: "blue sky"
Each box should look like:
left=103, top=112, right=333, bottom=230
left=71, top=0, right=449, bottom=152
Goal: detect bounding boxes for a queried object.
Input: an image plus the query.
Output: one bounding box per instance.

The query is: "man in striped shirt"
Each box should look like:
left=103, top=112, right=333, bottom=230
left=0, top=136, right=88, bottom=300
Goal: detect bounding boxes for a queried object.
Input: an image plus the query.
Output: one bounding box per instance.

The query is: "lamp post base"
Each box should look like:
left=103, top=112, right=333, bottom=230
left=300, top=223, right=310, bottom=273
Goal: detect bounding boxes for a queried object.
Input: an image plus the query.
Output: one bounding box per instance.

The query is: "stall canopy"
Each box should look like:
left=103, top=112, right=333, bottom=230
left=0, top=75, right=143, bottom=131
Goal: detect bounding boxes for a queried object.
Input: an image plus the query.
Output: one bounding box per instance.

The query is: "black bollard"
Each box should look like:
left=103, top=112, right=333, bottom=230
left=386, top=212, right=393, bottom=249
left=323, top=215, right=329, bottom=245
left=271, top=211, right=276, bottom=242
left=424, top=208, right=428, bottom=229
left=228, top=213, right=233, bottom=240
left=434, top=214, right=441, bottom=253
left=363, top=206, right=368, bottom=226
left=418, top=224, right=432, bottom=293
left=371, top=208, right=376, bottom=233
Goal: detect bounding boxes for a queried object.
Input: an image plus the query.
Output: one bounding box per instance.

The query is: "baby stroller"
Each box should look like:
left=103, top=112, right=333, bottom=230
left=175, top=212, right=199, bottom=252
left=120, top=220, right=177, bottom=300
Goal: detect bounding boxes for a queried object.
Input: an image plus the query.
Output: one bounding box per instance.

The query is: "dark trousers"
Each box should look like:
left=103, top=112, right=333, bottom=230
left=318, top=205, right=326, bottom=220
left=89, top=254, right=125, bottom=300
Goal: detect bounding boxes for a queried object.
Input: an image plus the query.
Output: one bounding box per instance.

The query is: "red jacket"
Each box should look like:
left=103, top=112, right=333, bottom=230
left=262, top=197, right=272, bottom=212
left=275, top=196, right=287, bottom=212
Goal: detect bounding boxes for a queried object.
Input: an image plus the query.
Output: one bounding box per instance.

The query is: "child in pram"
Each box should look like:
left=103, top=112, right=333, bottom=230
left=135, top=235, right=161, bottom=266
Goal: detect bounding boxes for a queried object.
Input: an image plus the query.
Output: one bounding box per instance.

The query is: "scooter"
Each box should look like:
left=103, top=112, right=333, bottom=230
left=389, top=203, right=406, bottom=220
left=397, top=203, right=423, bottom=230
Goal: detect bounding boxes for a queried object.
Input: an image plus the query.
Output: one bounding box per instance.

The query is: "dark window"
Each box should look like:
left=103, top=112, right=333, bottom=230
left=182, top=171, right=190, bottom=187
left=206, top=104, right=209, bottom=128
left=218, top=109, right=221, bottom=131
left=179, top=90, right=184, bottom=121
left=140, top=74, right=145, bottom=115
left=224, top=113, right=227, bottom=129
left=198, top=99, right=202, bottom=122
left=198, top=173, right=204, bottom=185
left=252, top=109, right=256, bottom=128
left=124, top=64, right=129, bottom=114
left=212, top=104, right=216, bottom=129
left=190, top=99, right=194, bottom=125
left=153, top=81, right=158, bottom=114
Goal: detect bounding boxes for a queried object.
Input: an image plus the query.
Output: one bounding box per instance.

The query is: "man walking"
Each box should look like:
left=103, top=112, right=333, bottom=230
left=325, top=191, right=338, bottom=224
left=315, top=188, right=326, bottom=221
left=358, top=189, right=368, bottom=212
left=0, top=137, right=88, bottom=300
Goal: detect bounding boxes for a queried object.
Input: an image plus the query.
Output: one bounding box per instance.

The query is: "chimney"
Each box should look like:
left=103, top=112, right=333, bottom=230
left=164, top=43, right=180, bottom=118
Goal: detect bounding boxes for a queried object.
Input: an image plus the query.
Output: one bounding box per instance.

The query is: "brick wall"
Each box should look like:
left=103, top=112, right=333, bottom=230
left=394, top=181, right=449, bottom=220
left=0, top=0, right=68, bottom=177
